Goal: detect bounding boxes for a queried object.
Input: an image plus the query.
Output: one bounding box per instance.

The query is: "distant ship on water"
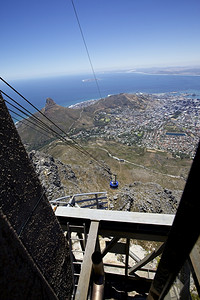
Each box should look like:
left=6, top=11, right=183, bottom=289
left=82, top=78, right=100, bottom=82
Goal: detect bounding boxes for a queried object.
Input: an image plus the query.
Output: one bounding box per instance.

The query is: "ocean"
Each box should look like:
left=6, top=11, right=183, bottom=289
left=1, top=72, right=200, bottom=112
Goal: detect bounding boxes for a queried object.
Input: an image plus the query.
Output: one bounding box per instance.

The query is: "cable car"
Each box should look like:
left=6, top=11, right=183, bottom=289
left=110, top=174, right=119, bottom=189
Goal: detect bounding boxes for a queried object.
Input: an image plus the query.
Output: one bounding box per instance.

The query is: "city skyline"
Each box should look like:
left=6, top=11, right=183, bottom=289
left=1, top=0, right=200, bottom=80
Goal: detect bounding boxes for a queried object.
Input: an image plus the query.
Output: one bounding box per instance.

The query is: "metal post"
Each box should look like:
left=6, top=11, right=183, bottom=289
left=95, top=194, right=99, bottom=209
left=125, top=238, right=130, bottom=277
left=179, top=261, right=191, bottom=300
left=91, top=251, right=105, bottom=300
left=189, top=244, right=200, bottom=296
left=147, top=141, right=200, bottom=300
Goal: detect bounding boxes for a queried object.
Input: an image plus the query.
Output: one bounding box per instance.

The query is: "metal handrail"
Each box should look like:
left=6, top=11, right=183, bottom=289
left=50, top=192, right=108, bottom=209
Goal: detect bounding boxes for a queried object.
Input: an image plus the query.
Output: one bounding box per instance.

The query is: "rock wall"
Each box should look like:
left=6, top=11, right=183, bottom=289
left=0, top=95, right=72, bottom=299
left=111, top=182, right=182, bottom=214
left=29, top=150, right=78, bottom=200
left=28, top=150, right=182, bottom=214
left=0, top=210, right=57, bottom=300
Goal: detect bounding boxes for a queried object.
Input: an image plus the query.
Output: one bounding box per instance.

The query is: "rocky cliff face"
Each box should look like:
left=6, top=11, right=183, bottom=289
left=111, top=182, right=182, bottom=214
left=29, top=150, right=182, bottom=214
left=29, top=150, right=80, bottom=201
left=44, top=97, right=57, bottom=112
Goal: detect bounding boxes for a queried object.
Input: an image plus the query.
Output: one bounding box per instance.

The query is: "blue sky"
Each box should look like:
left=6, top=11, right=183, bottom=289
left=1, top=0, right=200, bottom=80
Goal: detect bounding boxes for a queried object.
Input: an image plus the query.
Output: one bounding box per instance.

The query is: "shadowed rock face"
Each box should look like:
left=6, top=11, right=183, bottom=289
left=0, top=211, right=57, bottom=300
left=0, top=94, right=72, bottom=299
left=28, top=150, right=78, bottom=200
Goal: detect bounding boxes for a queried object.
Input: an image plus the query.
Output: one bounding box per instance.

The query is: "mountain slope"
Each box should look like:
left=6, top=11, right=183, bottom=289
left=16, top=93, right=148, bottom=150
left=17, top=97, right=82, bottom=149
left=29, top=149, right=182, bottom=215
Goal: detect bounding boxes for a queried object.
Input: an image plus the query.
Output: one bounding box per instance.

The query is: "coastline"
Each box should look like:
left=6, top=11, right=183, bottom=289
left=68, top=98, right=100, bottom=109
left=67, top=90, right=200, bottom=110
left=130, top=71, right=200, bottom=77
left=5, top=72, right=200, bottom=112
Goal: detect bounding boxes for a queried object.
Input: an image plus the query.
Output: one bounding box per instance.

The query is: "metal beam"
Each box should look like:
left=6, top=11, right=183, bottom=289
left=55, top=207, right=174, bottom=227
left=189, top=244, right=200, bottom=296
left=129, top=250, right=141, bottom=263
left=75, top=221, right=99, bottom=300
left=98, top=230, right=168, bottom=242
left=125, top=238, right=130, bottom=276
left=101, top=237, right=120, bottom=257
left=129, top=243, right=165, bottom=275
left=105, top=272, right=152, bottom=295
left=147, top=141, right=200, bottom=300
left=56, top=208, right=174, bottom=242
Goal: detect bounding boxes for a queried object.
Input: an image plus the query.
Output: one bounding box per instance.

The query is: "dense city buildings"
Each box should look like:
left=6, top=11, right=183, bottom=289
left=73, top=92, right=200, bottom=158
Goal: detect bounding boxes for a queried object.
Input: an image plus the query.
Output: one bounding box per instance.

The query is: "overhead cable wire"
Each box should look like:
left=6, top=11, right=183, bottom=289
left=1, top=89, right=64, bottom=137
left=0, top=78, right=111, bottom=174
left=8, top=104, right=93, bottom=158
left=4, top=97, right=54, bottom=136
left=8, top=108, right=55, bottom=138
left=0, top=78, right=73, bottom=137
left=70, top=0, right=103, bottom=100
left=1, top=78, right=95, bottom=150
left=11, top=115, right=53, bottom=139
left=2, top=92, right=67, bottom=141
left=68, top=2, right=112, bottom=174
left=1, top=90, right=54, bottom=132
left=2, top=84, right=111, bottom=174
left=1, top=87, right=77, bottom=144
left=8, top=108, right=55, bottom=135
left=5, top=98, right=99, bottom=161
left=8, top=107, right=86, bottom=154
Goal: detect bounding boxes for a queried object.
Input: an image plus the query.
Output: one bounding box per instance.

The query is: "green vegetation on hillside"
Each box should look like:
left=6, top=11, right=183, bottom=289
left=16, top=92, right=194, bottom=196
left=41, top=138, right=191, bottom=194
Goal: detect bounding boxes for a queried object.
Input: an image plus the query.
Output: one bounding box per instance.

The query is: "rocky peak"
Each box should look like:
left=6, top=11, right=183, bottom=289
left=44, top=98, right=57, bottom=111
left=46, top=97, right=56, bottom=106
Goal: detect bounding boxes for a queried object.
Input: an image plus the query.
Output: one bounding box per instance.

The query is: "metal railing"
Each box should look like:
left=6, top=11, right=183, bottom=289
left=50, top=192, right=108, bottom=209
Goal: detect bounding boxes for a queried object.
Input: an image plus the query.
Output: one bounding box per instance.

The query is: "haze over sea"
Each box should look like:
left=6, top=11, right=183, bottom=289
left=2, top=72, right=200, bottom=111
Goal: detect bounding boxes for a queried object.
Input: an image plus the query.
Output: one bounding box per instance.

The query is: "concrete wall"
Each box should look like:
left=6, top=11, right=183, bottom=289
left=0, top=95, right=72, bottom=299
